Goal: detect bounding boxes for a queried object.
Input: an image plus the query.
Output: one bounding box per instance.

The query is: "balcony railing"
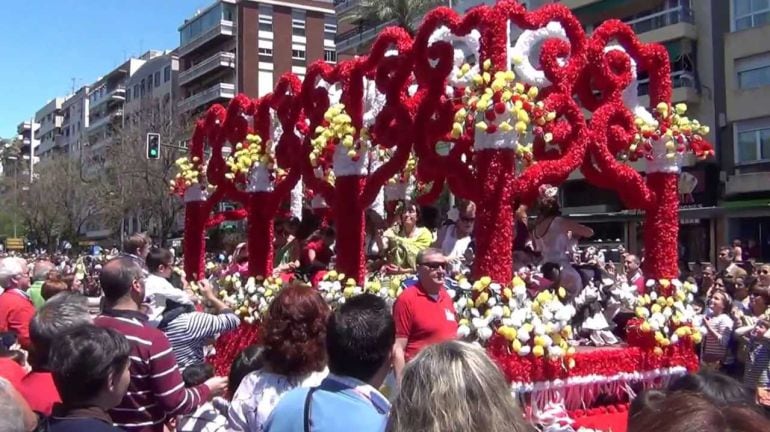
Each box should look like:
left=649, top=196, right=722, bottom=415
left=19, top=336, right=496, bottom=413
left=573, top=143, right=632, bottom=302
left=178, top=20, right=235, bottom=58
left=87, top=109, right=123, bottom=132
left=625, top=4, right=694, bottom=35
left=336, top=20, right=396, bottom=53
left=178, top=82, right=235, bottom=112
left=334, top=0, right=360, bottom=15
left=90, top=86, right=126, bottom=110
left=179, top=51, right=236, bottom=86
left=638, top=70, right=696, bottom=96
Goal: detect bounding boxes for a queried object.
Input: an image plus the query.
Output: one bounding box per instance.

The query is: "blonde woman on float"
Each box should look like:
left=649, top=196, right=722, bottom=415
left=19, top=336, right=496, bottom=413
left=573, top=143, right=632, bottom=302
left=387, top=341, right=533, bottom=432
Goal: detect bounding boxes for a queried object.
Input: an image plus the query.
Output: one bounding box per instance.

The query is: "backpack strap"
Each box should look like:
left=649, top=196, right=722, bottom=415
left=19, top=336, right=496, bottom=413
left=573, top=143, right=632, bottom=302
left=303, top=387, right=319, bottom=432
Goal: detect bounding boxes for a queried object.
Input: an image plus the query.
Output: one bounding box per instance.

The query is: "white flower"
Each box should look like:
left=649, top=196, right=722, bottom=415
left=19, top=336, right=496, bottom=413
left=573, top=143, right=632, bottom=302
left=477, top=327, right=493, bottom=342
left=489, top=305, right=504, bottom=320
left=517, top=345, right=531, bottom=356
left=457, top=325, right=471, bottom=338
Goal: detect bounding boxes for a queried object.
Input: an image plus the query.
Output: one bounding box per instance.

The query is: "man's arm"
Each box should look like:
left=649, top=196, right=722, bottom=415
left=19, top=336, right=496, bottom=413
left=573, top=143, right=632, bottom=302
left=393, top=338, right=408, bottom=385
left=148, top=335, right=214, bottom=416
left=8, top=302, right=35, bottom=350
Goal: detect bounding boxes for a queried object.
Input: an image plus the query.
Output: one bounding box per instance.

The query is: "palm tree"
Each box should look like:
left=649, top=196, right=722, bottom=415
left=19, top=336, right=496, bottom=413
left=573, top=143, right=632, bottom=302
left=341, top=0, right=452, bottom=35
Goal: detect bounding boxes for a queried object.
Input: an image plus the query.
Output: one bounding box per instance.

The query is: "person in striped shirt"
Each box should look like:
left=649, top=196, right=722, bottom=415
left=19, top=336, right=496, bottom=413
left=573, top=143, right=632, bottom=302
left=737, top=319, right=770, bottom=391
left=94, top=257, right=228, bottom=432
left=702, top=291, right=734, bottom=370
left=160, top=277, right=240, bottom=370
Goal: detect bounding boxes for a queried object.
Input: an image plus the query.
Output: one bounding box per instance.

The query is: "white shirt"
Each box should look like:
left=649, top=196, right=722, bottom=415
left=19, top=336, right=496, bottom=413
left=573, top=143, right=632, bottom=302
left=144, top=274, right=194, bottom=327
left=228, top=369, right=328, bottom=432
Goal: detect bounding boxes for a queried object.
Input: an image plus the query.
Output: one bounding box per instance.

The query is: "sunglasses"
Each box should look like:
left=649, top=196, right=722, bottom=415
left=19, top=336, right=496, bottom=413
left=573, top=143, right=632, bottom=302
left=420, top=261, right=447, bottom=270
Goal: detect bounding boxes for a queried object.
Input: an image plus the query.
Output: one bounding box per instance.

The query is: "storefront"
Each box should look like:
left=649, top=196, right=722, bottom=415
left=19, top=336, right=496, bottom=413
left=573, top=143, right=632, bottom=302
left=564, top=164, right=720, bottom=264
left=723, top=198, right=770, bottom=262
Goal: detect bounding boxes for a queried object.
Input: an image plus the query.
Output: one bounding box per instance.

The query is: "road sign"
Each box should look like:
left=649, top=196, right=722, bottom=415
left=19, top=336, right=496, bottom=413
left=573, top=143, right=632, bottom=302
left=6, top=238, right=24, bottom=250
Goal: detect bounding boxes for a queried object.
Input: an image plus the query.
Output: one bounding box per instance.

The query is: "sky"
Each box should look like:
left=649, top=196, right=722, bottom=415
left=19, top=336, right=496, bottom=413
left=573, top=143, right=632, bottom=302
left=0, top=0, right=213, bottom=137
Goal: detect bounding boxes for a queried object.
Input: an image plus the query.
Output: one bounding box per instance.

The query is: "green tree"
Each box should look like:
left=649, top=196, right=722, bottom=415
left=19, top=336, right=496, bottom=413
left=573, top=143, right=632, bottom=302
left=341, top=0, right=449, bottom=35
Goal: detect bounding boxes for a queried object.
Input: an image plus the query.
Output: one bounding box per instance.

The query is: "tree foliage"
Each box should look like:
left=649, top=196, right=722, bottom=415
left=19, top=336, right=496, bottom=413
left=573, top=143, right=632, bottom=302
left=340, top=0, right=449, bottom=35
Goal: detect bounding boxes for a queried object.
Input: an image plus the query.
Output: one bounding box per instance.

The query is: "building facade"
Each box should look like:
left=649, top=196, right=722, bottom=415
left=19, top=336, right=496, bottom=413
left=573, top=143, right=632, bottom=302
left=177, top=0, right=338, bottom=115
left=719, top=0, right=770, bottom=261
left=34, top=97, right=66, bottom=160
left=58, top=86, right=91, bottom=157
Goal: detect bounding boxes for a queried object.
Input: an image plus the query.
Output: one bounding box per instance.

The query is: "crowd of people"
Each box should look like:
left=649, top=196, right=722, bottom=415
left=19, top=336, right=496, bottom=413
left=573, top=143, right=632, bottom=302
left=0, top=191, right=770, bottom=431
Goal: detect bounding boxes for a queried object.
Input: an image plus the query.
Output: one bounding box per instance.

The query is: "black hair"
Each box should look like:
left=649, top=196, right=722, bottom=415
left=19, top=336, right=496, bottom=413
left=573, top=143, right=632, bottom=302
left=326, top=294, right=395, bottom=382
left=541, top=262, right=561, bottom=282
left=667, top=371, right=755, bottom=407
left=146, top=248, right=173, bottom=273
left=182, top=363, right=214, bottom=387
left=48, top=325, right=130, bottom=404
left=100, top=257, right=145, bottom=302
left=229, top=345, right=265, bottom=392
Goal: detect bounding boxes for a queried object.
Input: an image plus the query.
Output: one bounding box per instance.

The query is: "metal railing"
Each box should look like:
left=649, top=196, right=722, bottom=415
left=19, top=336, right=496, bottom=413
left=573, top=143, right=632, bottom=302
left=179, top=52, right=235, bottom=85
left=90, top=86, right=126, bottom=110
left=178, top=20, right=235, bottom=57
left=637, top=70, right=696, bottom=96
left=334, top=0, right=360, bottom=14
left=625, top=4, right=694, bottom=34
left=178, top=83, right=235, bottom=112
left=336, top=20, right=396, bottom=53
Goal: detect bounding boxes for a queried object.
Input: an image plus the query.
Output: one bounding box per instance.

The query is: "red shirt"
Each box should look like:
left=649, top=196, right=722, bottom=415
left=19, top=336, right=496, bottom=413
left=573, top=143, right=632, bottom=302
left=0, top=357, right=26, bottom=388
left=0, top=289, right=36, bottom=349
left=18, top=371, right=60, bottom=415
left=301, top=239, right=332, bottom=267
left=393, top=281, right=458, bottom=361
left=629, top=272, right=645, bottom=295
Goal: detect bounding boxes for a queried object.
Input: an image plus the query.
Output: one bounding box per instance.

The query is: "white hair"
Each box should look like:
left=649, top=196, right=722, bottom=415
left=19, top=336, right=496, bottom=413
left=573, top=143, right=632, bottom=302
left=0, top=257, right=25, bottom=289
left=0, top=378, right=25, bottom=432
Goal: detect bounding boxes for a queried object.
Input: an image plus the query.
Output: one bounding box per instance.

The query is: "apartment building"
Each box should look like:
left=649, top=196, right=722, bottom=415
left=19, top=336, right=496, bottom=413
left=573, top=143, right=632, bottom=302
left=34, top=97, right=66, bottom=160
left=124, top=50, right=179, bottom=116
left=14, top=120, right=39, bottom=181
left=719, top=0, right=770, bottom=261
left=58, top=86, right=90, bottom=157
left=177, top=0, right=339, bottom=115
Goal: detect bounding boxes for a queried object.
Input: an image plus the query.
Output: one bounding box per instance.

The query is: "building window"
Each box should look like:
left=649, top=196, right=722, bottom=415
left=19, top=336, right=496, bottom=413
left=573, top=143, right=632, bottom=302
left=154, top=71, right=161, bottom=87
left=259, top=47, right=273, bottom=63
left=735, top=117, right=770, bottom=164
left=134, top=84, right=140, bottom=98
left=324, top=15, right=337, bottom=39
left=126, top=90, right=131, bottom=102
left=736, top=52, right=770, bottom=89
left=733, top=0, right=770, bottom=31
left=292, top=49, right=306, bottom=60
left=259, top=4, right=273, bottom=32
left=292, top=9, right=306, bottom=36
left=324, top=49, right=337, bottom=63
left=164, top=65, right=171, bottom=82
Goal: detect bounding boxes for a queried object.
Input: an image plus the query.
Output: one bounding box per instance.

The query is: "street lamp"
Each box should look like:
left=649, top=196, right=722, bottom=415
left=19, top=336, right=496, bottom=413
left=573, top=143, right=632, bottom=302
left=7, top=155, right=18, bottom=238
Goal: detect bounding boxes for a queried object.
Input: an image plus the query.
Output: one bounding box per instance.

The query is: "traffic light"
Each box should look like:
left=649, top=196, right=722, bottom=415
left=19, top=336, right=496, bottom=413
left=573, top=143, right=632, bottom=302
left=146, top=133, right=160, bottom=159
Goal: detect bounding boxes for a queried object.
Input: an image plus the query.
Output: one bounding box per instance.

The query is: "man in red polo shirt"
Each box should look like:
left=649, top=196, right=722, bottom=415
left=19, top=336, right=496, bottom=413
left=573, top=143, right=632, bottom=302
left=624, top=254, right=646, bottom=295
left=0, top=257, right=34, bottom=349
left=393, top=248, right=458, bottom=384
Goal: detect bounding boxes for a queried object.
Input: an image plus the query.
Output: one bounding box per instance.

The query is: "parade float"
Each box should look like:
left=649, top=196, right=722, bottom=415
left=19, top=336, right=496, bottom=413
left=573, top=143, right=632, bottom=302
left=173, top=1, right=713, bottom=429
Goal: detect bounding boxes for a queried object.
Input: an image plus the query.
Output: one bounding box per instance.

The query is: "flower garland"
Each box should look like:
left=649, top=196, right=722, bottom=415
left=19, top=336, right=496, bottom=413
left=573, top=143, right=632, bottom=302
left=626, top=278, right=702, bottom=353
left=451, top=275, right=577, bottom=364
left=170, top=155, right=206, bottom=196
left=210, top=273, right=284, bottom=324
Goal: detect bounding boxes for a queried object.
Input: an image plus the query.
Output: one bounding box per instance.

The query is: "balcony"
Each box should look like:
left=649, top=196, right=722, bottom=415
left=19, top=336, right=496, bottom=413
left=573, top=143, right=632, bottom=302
left=179, top=51, right=236, bottom=86
left=726, top=171, right=770, bottom=196
left=562, top=0, right=606, bottom=10
left=91, top=86, right=126, bottom=110
left=178, top=20, right=235, bottom=58
left=178, top=82, right=235, bottom=113
left=637, top=70, right=699, bottom=105
left=628, top=4, right=696, bottom=44
left=334, top=0, right=360, bottom=16
left=336, top=20, right=395, bottom=54
left=87, top=110, right=123, bottom=132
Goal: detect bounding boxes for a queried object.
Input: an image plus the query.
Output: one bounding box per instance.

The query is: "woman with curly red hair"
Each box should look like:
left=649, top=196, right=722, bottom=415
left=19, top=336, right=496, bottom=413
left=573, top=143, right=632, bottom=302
left=228, top=284, right=330, bottom=431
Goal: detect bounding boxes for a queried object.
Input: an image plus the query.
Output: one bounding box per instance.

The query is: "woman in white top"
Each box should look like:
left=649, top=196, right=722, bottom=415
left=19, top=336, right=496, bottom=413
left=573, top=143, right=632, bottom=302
left=228, top=285, right=330, bottom=431
left=435, top=201, right=476, bottom=274
left=531, top=185, right=594, bottom=297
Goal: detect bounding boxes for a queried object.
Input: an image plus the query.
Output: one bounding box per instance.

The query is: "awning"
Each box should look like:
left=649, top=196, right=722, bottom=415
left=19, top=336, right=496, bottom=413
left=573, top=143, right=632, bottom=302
left=568, top=206, right=722, bottom=222
left=721, top=198, right=770, bottom=210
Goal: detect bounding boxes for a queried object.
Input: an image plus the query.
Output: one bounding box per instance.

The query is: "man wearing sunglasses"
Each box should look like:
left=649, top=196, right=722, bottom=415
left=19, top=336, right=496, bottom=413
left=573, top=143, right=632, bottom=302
left=392, top=248, right=458, bottom=385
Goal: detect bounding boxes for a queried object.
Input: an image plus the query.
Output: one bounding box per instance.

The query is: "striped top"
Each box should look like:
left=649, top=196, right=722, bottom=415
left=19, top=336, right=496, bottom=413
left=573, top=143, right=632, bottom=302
left=744, top=336, right=770, bottom=388
left=702, top=313, right=734, bottom=363
left=95, top=309, right=211, bottom=432
left=163, top=310, right=240, bottom=370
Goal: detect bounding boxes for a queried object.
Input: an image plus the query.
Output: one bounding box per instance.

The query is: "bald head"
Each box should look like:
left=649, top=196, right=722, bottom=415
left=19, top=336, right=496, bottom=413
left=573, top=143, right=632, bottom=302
left=33, top=260, right=55, bottom=283
left=100, top=257, right=146, bottom=303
